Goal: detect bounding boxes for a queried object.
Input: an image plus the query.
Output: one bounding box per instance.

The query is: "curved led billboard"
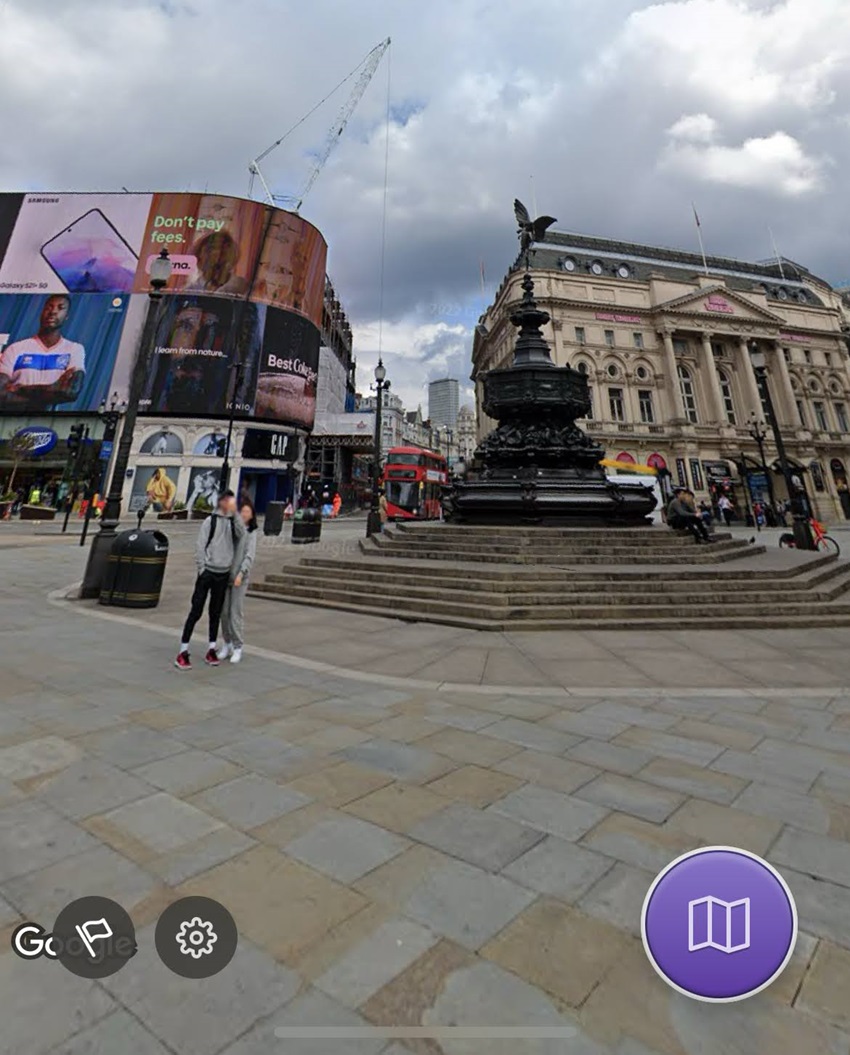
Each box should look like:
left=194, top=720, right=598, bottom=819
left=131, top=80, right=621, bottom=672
left=0, top=191, right=327, bottom=429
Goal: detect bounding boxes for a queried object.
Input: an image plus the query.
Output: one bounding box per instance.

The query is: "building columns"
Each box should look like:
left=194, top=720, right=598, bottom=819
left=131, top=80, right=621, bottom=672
left=737, top=337, right=763, bottom=419
left=700, top=333, right=727, bottom=424
left=661, top=331, right=687, bottom=421
left=770, top=341, right=796, bottom=428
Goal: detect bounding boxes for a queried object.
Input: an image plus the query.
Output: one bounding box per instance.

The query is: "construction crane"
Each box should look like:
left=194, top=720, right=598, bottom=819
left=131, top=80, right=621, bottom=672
left=249, top=36, right=390, bottom=212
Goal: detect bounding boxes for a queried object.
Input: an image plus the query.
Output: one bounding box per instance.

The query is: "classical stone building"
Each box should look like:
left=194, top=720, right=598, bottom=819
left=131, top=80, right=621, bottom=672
left=455, top=404, right=477, bottom=463
left=472, top=232, right=850, bottom=520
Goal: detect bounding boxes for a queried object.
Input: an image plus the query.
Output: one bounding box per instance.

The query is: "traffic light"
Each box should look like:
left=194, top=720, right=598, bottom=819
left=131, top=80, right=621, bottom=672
left=67, top=424, right=85, bottom=452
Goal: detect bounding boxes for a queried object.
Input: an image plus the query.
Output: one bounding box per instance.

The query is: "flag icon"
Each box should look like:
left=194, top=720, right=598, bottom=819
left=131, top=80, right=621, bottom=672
left=76, top=918, right=113, bottom=959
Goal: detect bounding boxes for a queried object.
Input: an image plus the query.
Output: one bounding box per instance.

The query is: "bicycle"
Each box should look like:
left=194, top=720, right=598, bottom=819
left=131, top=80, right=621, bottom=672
left=779, top=517, right=840, bottom=556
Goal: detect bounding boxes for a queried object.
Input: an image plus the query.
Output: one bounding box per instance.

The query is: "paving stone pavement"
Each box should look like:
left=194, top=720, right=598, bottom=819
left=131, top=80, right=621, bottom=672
left=2, top=536, right=850, bottom=1053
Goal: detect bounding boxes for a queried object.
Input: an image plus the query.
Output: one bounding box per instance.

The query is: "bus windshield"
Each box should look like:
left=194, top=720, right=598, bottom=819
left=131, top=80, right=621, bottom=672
left=386, top=480, right=419, bottom=510
left=386, top=453, right=423, bottom=466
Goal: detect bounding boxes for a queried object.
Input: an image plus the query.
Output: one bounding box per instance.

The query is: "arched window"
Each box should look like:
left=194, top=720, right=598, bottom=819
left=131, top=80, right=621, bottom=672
left=140, top=430, right=183, bottom=455
left=718, top=370, right=736, bottom=425
left=677, top=365, right=698, bottom=423
left=574, top=361, right=593, bottom=419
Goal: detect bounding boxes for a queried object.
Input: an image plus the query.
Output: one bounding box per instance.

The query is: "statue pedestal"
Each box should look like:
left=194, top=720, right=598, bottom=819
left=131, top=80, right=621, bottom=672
left=447, top=467, right=656, bottom=526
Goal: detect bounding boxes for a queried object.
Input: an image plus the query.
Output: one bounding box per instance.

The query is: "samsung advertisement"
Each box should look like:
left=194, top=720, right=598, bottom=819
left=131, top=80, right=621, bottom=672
left=0, top=191, right=327, bottom=429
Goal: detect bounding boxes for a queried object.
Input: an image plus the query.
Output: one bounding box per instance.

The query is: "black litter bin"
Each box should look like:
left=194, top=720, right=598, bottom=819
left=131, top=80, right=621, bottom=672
left=291, top=507, right=322, bottom=544
left=264, top=501, right=285, bottom=536
left=99, top=529, right=169, bottom=608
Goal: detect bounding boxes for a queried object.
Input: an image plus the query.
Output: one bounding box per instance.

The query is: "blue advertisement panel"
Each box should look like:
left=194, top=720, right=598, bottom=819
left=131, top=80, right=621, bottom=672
left=0, top=292, right=129, bottom=413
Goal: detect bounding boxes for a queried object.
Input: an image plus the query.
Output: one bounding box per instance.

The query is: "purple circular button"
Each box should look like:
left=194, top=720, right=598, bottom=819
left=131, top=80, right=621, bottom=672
left=641, top=845, right=797, bottom=1003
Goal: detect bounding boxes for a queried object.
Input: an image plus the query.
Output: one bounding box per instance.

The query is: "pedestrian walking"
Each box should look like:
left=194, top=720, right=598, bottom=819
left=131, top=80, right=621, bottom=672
left=718, top=493, right=734, bottom=527
left=175, top=490, right=245, bottom=670
left=379, top=487, right=389, bottom=529
left=331, top=492, right=342, bottom=518
left=219, top=497, right=258, bottom=665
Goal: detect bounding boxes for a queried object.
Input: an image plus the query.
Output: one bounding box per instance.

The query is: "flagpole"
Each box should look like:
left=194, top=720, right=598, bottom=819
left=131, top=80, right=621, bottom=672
left=692, top=203, right=709, bottom=277
left=768, top=226, right=786, bottom=279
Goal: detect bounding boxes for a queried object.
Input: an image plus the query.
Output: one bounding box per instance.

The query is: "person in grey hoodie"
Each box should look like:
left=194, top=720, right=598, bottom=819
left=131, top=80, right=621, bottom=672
left=175, top=490, right=245, bottom=670
left=219, top=496, right=258, bottom=665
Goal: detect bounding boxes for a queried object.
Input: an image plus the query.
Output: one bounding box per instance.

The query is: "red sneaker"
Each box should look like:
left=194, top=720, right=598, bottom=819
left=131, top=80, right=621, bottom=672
left=204, top=648, right=220, bottom=667
left=175, top=652, right=191, bottom=670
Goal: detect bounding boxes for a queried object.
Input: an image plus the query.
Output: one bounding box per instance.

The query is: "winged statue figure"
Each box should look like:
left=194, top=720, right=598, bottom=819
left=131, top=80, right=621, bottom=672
left=514, top=199, right=557, bottom=263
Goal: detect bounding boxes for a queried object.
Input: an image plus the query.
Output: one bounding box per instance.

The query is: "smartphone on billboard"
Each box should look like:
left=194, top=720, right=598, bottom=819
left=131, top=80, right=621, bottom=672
left=40, top=209, right=138, bottom=292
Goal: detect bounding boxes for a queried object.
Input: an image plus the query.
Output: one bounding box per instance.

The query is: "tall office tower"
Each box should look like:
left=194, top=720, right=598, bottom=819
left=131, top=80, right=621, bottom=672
left=428, top=378, right=460, bottom=428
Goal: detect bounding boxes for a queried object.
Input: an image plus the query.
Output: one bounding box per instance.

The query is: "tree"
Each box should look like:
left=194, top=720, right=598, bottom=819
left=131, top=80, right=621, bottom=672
left=6, top=431, right=39, bottom=495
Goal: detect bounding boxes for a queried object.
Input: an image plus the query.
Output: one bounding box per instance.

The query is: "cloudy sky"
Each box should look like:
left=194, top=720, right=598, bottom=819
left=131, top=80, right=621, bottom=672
left=2, top=0, right=849, bottom=410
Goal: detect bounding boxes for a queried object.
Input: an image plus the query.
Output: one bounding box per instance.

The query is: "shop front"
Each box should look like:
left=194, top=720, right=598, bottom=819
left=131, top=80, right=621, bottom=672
left=830, top=458, right=850, bottom=519
left=127, top=420, right=304, bottom=517
left=0, top=416, right=110, bottom=505
left=237, top=427, right=299, bottom=513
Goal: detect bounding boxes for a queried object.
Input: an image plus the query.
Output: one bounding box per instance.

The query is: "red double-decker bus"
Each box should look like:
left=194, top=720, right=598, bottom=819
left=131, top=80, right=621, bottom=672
left=382, top=447, right=448, bottom=520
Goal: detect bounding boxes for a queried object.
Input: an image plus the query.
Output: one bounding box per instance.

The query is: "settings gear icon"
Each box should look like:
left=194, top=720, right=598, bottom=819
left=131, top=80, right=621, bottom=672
left=175, top=917, right=218, bottom=959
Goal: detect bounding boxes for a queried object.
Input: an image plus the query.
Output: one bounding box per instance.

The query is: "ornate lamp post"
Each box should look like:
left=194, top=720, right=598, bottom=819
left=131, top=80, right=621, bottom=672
left=746, top=413, right=777, bottom=512
left=80, top=249, right=173, bottom=596
left=749, top=341, right=814, bottom=549
left=219, top=359, right=243, bottom=493
left=366, top=358, right=390, bottom=537
left=79, top=392, right=127, bottom=547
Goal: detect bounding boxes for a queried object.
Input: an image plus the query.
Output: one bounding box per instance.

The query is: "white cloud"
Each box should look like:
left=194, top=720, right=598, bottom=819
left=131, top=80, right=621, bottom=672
left=353, top=318, right=474, bottom=409
left=668, top=114, right=720, bottom=143
left=661, top=122, right=825, bottom=195
left=599, top=0, right=850, bottom=117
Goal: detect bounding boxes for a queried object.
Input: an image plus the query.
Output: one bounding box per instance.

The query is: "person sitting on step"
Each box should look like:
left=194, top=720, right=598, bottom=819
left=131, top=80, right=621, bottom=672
left=666, top=488, right=713, bottom=544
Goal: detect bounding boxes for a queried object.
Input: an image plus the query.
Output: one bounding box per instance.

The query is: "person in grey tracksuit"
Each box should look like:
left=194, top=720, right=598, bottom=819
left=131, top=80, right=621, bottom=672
left=175, top=490, right=245, bottom=669
left=219, top=496, right=258, bottom=664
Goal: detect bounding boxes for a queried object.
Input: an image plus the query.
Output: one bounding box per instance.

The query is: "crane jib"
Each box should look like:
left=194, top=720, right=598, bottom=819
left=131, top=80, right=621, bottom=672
left=248, top=37, right=391, bottom=210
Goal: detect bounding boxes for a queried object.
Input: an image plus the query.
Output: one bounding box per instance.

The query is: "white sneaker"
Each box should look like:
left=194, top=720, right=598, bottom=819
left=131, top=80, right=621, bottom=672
left=218, top=643, right=231, bottom=660
left=230, top=648, right=243, bottom=664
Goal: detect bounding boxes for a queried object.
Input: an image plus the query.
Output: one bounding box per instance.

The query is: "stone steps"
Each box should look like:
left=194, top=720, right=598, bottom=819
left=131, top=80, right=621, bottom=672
left=247, top=585, right=850, bottom=631
left=267, top=566, right=850, bottom=608
left=391, top=524, right=706, bottom=538
left=294, top=554, right=841, bottom=591
left=253, top=573, right=850, bottom=621
left=375, top=535, right=742, bottom=552
left=367, top=541, right=763, bottom=565
left=298, top=553, right=838, bottom=585
left=250, top=523, right=850, bottom=630
left=382, top=525, right=727, bottom=545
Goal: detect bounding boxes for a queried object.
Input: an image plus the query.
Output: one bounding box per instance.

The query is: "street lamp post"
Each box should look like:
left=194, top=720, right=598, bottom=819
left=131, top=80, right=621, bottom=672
left=746, top=414, right=777, bottom=512
left=366, top=359, right=390, bottom=537
left=749, top=342, right=814, bottom=550
left=79, top=392, right=127, bottom=548
left=80, top=249, right=173, bottom=596
left=219, top=357, right=244, bottom=494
